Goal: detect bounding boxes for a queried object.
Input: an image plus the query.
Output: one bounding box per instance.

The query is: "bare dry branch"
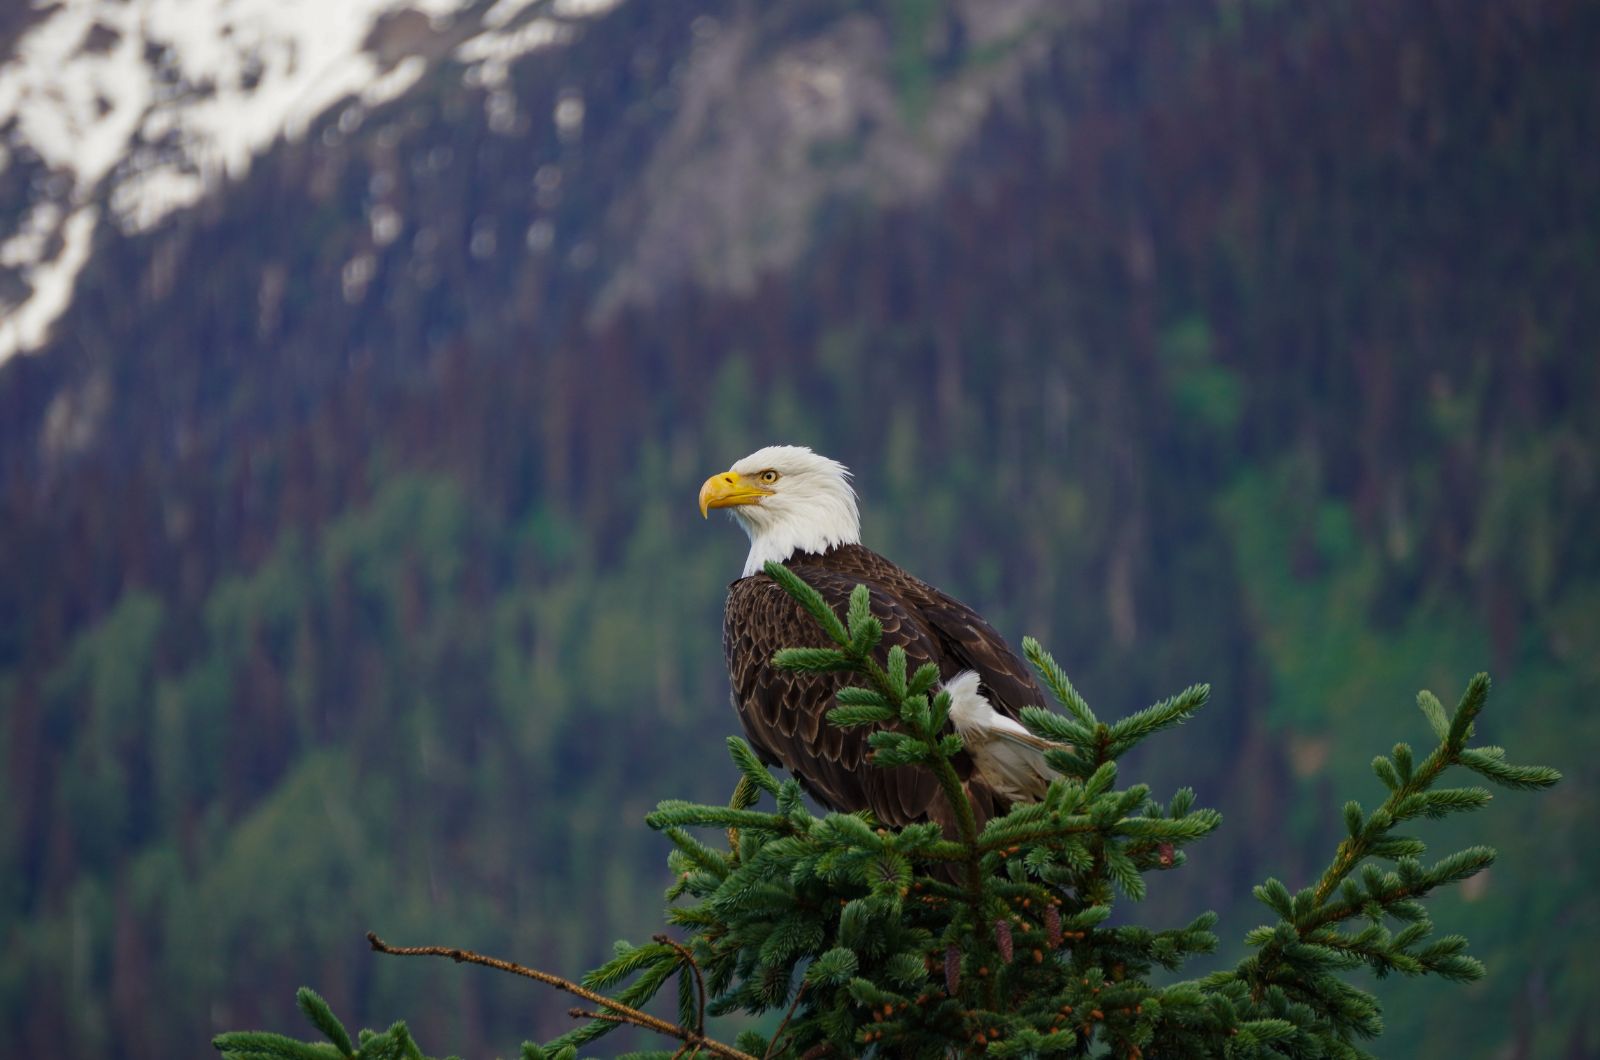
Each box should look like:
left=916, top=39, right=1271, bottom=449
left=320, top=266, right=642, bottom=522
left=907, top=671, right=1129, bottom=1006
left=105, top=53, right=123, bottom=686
left=367, top=932, right=756, bottom=1060
left=762, top=981, right=808, bottom=1060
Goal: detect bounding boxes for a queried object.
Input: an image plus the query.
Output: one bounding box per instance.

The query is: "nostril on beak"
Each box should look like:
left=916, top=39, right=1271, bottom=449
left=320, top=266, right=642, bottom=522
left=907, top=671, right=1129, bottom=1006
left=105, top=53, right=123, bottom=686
left=724, top=474, right=736, bottom=485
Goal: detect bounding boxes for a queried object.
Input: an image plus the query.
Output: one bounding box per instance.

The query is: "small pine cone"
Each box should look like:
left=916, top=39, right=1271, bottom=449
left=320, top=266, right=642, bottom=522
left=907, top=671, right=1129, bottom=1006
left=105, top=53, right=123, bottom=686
left=944, top=946, right=962, bottom=995
left=1158, top=842, right=1175, bottom=867
left=1045, top=904, right=1062, bottom=947
left=994, top=919, right=1014, bottom=964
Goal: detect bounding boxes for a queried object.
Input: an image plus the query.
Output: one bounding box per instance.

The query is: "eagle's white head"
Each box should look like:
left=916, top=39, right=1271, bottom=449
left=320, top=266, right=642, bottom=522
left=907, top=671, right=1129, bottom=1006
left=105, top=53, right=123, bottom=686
left=699, top=445, right=862, bottom=577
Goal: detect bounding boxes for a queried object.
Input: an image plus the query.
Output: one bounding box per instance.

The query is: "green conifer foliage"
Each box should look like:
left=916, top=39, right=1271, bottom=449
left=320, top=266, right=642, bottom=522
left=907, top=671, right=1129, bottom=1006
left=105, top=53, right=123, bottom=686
left=218, top=566, right=1558, bottom=1059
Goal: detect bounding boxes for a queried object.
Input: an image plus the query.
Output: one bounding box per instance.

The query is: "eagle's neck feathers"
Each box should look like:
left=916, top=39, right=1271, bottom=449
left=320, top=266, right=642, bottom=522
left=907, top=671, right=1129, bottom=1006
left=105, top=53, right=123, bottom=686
left=733, top=478, right=860, bottom=578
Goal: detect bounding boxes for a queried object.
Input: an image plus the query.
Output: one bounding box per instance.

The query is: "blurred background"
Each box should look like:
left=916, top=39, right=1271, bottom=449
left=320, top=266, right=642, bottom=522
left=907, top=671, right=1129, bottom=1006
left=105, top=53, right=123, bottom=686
left=0, top=0, right=1595, bottom=1056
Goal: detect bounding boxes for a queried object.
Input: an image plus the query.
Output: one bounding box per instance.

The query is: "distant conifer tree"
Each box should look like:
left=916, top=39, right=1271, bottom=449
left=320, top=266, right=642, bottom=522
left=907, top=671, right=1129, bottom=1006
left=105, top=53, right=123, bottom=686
left=216, top=563, right=1559, bottom=1059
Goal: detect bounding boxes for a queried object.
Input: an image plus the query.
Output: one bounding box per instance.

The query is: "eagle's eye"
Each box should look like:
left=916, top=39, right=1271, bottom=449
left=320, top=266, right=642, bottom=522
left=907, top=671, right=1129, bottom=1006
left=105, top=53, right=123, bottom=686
left=759, top=469, right=780, bottom=485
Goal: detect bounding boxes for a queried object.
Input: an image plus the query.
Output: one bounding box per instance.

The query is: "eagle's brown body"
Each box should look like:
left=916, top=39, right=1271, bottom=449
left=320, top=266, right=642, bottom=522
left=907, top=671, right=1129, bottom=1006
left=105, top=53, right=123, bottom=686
left=723, top=543, right=1045, bottom=830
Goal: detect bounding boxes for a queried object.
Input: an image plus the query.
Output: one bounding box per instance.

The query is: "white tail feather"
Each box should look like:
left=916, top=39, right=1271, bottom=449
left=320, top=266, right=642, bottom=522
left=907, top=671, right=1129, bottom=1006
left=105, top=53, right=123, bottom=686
left=942, top=671, right=1063, bottom=803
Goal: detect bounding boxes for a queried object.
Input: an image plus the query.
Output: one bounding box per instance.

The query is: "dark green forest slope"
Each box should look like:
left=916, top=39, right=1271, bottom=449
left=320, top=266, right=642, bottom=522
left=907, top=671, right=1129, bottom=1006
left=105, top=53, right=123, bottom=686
left=1, top=1, right=1596, bottom=1056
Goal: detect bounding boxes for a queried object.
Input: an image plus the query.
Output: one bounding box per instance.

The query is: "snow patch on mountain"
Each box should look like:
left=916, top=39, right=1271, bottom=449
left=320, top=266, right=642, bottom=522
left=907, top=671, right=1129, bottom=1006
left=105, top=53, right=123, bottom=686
left=0, top=0, right=623, bottom=365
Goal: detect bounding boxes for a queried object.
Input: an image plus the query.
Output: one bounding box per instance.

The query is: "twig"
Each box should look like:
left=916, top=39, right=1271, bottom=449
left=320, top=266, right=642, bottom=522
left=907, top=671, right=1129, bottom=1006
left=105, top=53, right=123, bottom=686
left=1310, top=749, right=1454, bottom=906
left=367, top=932, right=756, bottom=1060
left=567, top=1008, right=630, bottom=1025
left=568, top=1004, right=706, bottom=1052
left=761, top=981, right=808, bottom=1060
left=654, top=933, right=708, bottom=1036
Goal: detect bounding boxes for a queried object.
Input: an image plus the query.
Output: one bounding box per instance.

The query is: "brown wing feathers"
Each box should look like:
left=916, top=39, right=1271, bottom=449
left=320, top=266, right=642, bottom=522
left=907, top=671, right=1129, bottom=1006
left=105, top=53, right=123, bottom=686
left=723, top=544, right=1046, bottom=830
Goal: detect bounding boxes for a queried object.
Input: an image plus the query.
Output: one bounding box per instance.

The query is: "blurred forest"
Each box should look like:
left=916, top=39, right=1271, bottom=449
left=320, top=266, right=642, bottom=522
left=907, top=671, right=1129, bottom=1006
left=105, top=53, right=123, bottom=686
left=1, top=0, right=1596, bottom=1057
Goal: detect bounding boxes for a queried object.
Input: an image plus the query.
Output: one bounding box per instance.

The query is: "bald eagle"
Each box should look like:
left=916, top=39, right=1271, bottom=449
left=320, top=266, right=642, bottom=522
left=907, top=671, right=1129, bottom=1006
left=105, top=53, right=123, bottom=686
left=699, top=445, right=1050, bottom=833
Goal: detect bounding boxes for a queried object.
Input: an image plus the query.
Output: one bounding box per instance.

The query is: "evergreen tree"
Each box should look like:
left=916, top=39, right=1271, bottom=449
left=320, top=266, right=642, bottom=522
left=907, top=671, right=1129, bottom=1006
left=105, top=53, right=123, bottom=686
left=216, top=564, right=1559, bottom=1059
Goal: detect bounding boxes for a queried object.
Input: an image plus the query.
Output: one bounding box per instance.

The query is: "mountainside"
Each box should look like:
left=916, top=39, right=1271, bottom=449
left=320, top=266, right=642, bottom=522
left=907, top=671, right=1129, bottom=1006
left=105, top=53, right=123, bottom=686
left=1, top=1, right=1596, bottom=1057
left=0, top=0, right=641, bottom=361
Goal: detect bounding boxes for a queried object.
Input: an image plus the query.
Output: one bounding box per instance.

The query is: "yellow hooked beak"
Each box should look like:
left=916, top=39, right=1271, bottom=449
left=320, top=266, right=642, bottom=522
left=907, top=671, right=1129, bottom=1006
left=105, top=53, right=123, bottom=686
left=699, top=470, right=774, bottom=518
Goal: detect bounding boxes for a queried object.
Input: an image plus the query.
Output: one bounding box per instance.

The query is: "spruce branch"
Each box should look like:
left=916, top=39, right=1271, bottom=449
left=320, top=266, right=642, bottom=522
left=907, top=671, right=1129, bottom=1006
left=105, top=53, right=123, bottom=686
left=1022, top=637, right=1096, bottom=726
left=295, top=988, right=355, bottom=1058
left=1306, top=674, right=1554, bottom=907
left=1218, top=673, right=1560, bottom=1027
